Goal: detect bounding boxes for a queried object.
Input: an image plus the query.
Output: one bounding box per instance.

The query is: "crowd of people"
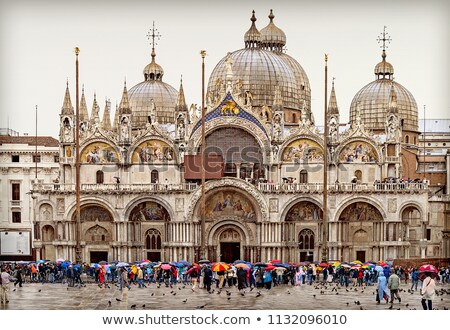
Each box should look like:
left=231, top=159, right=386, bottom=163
left=1, top=259, right=449, bottom=310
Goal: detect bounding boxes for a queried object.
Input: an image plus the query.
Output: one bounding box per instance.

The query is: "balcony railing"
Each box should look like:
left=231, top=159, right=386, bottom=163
left=32, top=182, right=198, bottom=193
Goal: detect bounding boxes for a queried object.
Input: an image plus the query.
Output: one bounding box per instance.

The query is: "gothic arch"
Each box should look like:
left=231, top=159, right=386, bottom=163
left=186, top=178, right=268, bottom=222
left=335, top=196, right=386, bottom=221
left=128, top=136, right=177, bottom=164
left=335, top=137, right=382, bottom=164
left=206, top=219, right=254, bottom=246
left=79, top=139, right=121, bottom=164
left=280, top=196, right=322, bottom=221
left=398, top=201, right=425, bottom=221
left=39, top=203, right=54, bottom=222
left=279, top=134, right=324, bottom=163
left=124, top=196, right=174, bottom=222
left=65, top=197, right=118, bottom=222
left=85, top=224, right=110, bottom=242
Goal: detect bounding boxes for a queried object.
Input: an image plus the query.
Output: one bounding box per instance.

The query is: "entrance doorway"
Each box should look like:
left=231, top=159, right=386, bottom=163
left=300, top=251, right=313, bottom=262
left=356, top=250, right=366, bottom=263
left=90, top=251, right=108, bottom=263
left=220, top=242, right=240, bottom=263
left=147, top=252, right=161, bottom=262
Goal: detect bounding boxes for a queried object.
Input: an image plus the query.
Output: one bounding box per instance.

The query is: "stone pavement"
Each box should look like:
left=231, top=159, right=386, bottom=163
left=1, top=281, right=449, bottom=310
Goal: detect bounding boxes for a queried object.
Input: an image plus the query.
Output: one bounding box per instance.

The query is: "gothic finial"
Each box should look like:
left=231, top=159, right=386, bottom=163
left=251, top=10, right=256, bottom=23
left=147, top=21, right=162, bottom=62
left=269, top=9, right=274, bottom=22
left=377, top=26, right=392, bottom=54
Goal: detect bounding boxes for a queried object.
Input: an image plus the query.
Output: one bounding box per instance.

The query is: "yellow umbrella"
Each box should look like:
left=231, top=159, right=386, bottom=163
left=352, top=260, right=362, bottom=265
left=332, top=261, right=341, bottom=267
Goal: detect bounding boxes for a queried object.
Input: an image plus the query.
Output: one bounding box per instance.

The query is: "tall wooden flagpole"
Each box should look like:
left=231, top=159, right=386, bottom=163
left=200, top=50, right=207, bottom=260
left=322, top=54, right=329, bottom=262
left=75, top=47, right=82, bottom=263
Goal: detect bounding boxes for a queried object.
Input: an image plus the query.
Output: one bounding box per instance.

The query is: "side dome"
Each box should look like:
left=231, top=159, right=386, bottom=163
left=128, top=81, right=178, bottom=128
left=207, top=48, right=301, bottom=110
left=260, top=10, right=286, bottom=52
left=349, top=80, right=418, bottom=133
left=128, top=46, right=178, bottom=128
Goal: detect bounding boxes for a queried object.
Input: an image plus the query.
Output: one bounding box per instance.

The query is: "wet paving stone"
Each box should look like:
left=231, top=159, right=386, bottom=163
left=1, top=281, right=449, bottom=310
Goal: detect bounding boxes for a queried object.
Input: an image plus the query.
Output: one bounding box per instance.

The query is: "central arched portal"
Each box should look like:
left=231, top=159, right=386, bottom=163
left=218, top=227, right=242, bottom=263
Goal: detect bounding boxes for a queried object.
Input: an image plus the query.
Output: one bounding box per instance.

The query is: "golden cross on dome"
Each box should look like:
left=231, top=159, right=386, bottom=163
left=146, top=21, right=162, bottom=50
left=377, top=26, right=392, bottom=51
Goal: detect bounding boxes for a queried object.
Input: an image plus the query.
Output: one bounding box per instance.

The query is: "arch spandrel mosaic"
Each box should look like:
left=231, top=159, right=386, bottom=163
left=285, top=201, right=322, bottom=221
left=339, top=202, right=383, bottom=222
left=80, top=142, right=118, bottom=164
left=339, top=141, right=378, bottom=163
left=73, top=205, right=113, bottom=222
left=282, top=139, right=323, bottom=163
left=132, top=140, right=174, bottom=163
left=204, top=190, right=256, bottom=222
left=129, top=202, right=170, bottom=221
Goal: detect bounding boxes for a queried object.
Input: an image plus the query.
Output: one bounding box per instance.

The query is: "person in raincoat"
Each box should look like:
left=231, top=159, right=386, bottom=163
left=263, top=269, right=272, bottom=290
left=420, top=272, right=436, bottom=310
left=137, top=267, right=146, bottom=288
left=376, top=271, right=389, bottom=304
left=119, top=267, right=131, bottom=291
left=237, top=267, right=247, bottom=291
left=387, top=269, right=401, bottom=304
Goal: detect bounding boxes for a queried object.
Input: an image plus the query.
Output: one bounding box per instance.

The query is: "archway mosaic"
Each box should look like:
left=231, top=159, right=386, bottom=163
left=339, top=141, right=378, bottom=163
left=132, top=140, right=174, bottom=163
left=129, top=201, right=170, bottom=221
left=204, top=190, right=256, bottom=222
left=282, top=139, right=323, bottom=163
left=80, top=142, right=118, bottom=164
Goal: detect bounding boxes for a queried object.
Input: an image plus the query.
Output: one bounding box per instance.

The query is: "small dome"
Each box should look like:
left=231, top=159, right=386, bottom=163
left=244, top=10, right=261, bottom=48
left=374, top=50, right=394, bottom=79
left=260, top=10, right=286, bottom=52
left=128, top=80, right=178, bottom=128
left=143, top=49, right=164, bottom=81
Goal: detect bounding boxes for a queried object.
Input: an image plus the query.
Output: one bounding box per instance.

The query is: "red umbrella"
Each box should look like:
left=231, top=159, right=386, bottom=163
left=186, top=265, right=200, bottom=275
left=419, top=264, right=438, bottom=273
left=319, top=262, right=328, bottom=267
left=265, top=265, right=275, bottom=271
left=379, top=262, right=388, bottom=267
left=271, top=259, right=281, bottom=264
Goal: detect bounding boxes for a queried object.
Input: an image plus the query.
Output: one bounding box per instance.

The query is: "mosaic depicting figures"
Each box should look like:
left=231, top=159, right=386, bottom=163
left=129, top=202, right=170, bottom=221
left=205, top=190, right=256, bottom=221
left=285, top=201, right=322, bottom=221
left=132, top=140, right=174, bottom=163
left=80, top=142, right=118, bottom=164
left=282, top=139, right=323, bottom=163
left=73, top=206, right=113, bottom=222
left=339, top=141, right=378, bottom=163
left=339, top=202, right=382, bottom=222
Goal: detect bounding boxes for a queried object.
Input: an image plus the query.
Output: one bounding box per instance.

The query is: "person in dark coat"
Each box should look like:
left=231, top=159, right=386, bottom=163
left=203, top=266, right=213, bottom=292
left=237, top=267, right=247, bottom=291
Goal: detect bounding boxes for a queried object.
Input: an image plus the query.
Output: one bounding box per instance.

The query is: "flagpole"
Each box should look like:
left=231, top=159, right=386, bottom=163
left=200, top=50, right=206, bottom=261
left=322, top=54, right=328, bottom=262
left=35, top=105, right=38, bottom=180
left=75, top=47, right=82, bottom=264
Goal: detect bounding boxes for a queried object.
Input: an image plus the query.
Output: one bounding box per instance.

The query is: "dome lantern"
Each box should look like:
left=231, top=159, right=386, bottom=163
left=143, top=21, right=164, bottom=81
left=260, top=9, right=286, bottom=52
left=244, top=10, right=261, bottom=48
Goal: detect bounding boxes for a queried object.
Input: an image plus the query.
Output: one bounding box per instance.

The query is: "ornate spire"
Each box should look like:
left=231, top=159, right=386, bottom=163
left=388, top=81, right=398, bottom=113
left=61, top=81, right=74, bottom=115
left=90, top=92, right=100, bottom=126
left=113, top=102, right=119, bottom=133
left=328, top=78, right=339, bottom=115
left=375, top=26, right=394, bottom=79
left=144, top=22, right=164, bottom=81
left=244, top=10, right=261, bottom=48
left=79, top=86, right=89, bottom=122
left=176, top=76, right=188, bottom=111
left=119, top=81, right=131, bottom=114
left=102, top=98, right=112, bottom=131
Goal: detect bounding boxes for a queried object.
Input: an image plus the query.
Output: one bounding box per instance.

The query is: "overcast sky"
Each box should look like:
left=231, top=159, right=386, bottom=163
left=0, top=0, right=448, bottom=137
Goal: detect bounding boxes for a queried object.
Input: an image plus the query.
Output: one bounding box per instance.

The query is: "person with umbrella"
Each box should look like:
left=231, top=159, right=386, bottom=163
left=237, top=266, right=247, bottom=291
left=137, top=266, right=146, bottom=288
left=187, top=265, right=199, bottom=289
left=119, top=267, right=131, bottom=291
left=420, top=271, right=436, bottom=310
left=263, top=268, right=272, bottom=290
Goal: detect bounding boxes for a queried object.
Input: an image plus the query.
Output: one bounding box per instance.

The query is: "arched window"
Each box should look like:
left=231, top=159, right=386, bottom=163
left=299, top=170, right=308, bottom=183
left=145, top=228, right=162, bottom=262
left=151, top=170, right=159, bottom=183
left=96, top=170, right=104, bottom=184
left=298, top=229, right=314, bottom=262
left=354, top=170, right=362, bottom=182
left=405, top=135, right=410, bottom=144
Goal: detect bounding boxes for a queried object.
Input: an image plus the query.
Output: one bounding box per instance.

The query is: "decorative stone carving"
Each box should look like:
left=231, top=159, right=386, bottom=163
left=269, top=198, right=278, bottom=213
left=175, top=198, right=184, bottom=212
left=388, top=198, right=397, bottom=213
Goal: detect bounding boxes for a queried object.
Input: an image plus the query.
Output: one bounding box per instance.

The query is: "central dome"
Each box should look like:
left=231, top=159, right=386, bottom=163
left=207, top=10, right=311, bottom=122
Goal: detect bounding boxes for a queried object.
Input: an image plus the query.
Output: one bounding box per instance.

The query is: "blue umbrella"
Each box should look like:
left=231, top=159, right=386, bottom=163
left=116, top=262, right=129, bottom=267
left=61, top=262, right=71, bottom=268
left=178, top=260, right=190, bottom=266
left=375, top=265, right=384, bottom=272
left=234, top=260, right=247, bottom=264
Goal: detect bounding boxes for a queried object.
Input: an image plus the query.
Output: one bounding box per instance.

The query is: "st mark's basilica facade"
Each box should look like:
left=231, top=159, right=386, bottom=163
left=31, top=11, right=448, bottom=264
